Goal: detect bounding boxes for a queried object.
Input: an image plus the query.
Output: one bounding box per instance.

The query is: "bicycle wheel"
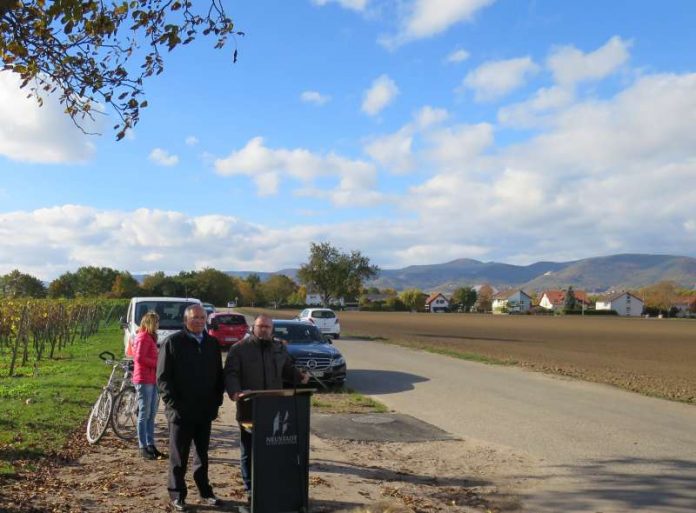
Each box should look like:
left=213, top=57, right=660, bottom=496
left=112, top=386, right=138, bottom=440
left=86, top=390, right=113, bottom=444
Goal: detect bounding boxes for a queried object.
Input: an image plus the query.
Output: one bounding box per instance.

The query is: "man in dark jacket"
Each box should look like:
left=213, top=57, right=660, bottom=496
left=224, top=314, right=308, bottom=495
left=157, top=304, right=224, bottom=512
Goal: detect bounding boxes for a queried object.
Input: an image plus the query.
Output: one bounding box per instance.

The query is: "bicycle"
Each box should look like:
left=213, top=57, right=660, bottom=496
left=86, top=351, right=137, bottom=444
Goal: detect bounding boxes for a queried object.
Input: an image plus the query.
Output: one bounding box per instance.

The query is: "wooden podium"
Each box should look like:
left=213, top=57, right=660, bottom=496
left=239, top=389, right=313, bottom=513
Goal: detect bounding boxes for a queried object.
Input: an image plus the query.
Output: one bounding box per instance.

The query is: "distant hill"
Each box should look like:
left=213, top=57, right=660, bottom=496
left=519, top=254, right=696, bottom=291
left=135, top=253, right=696, bottom=293
left=368, top=254, right=696, bottom=293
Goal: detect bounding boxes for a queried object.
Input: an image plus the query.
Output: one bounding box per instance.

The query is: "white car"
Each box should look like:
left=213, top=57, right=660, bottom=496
left=121, top=297, right=202, bottom=355
left=297, top=308, right=341, bottom=339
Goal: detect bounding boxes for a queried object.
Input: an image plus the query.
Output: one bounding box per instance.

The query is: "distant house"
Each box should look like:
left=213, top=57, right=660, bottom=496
left=492, top=289, right=532, bottom=314
left=595, top=292, right=644, bottom=317
left=305, top=293, right=345, bottom=307
left=425, top=292, right=450, bottom=313
left=305, top=293, right=323, bottom=306
left=539, top=289, right=590, bottom=311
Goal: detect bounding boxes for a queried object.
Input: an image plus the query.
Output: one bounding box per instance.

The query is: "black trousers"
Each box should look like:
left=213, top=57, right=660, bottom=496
left=167, top=418, right=214, bottom=500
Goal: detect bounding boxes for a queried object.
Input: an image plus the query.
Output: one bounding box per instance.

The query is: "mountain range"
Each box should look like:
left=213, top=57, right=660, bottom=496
left=231, top=253, right=696, bottom=293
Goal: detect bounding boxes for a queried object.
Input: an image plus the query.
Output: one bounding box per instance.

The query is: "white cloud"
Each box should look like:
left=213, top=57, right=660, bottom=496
left=425, top=123, right=494, bottom=168
left=446, top=49, right=470, bottom=64
left=300, top=90, right=331, bottom=105
left=497, top=86, right=574, bottom=127
left=462, top=56, right=539, bottom=101
left=214, top=136, right=378, bottom=203
left=512, top=73, right=696, bottom=172
left=311, top=0, right=368, bottom=11
left=0, top=72, right=97, bottom=164
left=364, top=106, right=448, bottom=173
left=362, top=74, right=399, bottom=116
left=404, top=72, right=696, bottom=262
left=365, top=128, right=414, bottom=173
left=149, top=148, right=179, bottom=166
left=414, top=106, right=449, bottom=129
left=380, top=0, right=496, bottom=49
left=548, top=36, right=631, bottom=86
left=185, top=135, right=199, bottom=146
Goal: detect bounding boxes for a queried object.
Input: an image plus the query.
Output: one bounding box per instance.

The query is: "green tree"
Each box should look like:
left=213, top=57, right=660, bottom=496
left=47, top=273, right=76, bottom=298
left=287, top=284, right=307, bottom=306
left=0, top=0, right=239, bottom=139
left=192, top=268, right=238, bottom=306
left=297, top=242, right=379, bottom=306
left=109, top=271, right=141, bottom=298
left=384, top=296, right=406, bottom=311
left=262, top=274, right=297, bottom=309
left=451, top=286, right=477, bottom=312
left=240, top=273, right=264, bottom=307
left=399, top=288, right=425, bottom=312
left=0, top=269, right=46, bottom=298
left=72, top=266, right=119, bottom=296
left=564, top=286, right=577, bottom=311
left=141, top=271, right=184, bottom=297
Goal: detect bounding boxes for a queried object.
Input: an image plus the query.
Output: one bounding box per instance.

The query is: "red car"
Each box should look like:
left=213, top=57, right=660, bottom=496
left=207, top=312, right=249, bottom=349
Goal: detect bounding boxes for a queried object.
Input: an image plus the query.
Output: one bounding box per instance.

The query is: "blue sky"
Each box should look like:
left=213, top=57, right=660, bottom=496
left=1, top=0, right=695, bottom=280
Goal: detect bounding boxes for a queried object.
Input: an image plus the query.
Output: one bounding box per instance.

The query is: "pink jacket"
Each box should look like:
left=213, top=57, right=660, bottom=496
left=133, top=330, right=158, bottom=384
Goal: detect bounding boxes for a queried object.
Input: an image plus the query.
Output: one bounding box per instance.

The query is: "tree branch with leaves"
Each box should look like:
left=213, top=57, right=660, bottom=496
left=1, top=0, right=242, bottom=139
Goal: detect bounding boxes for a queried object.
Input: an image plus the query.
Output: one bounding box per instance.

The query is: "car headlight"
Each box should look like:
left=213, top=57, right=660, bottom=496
left=331, top=356, right=345, bottom=366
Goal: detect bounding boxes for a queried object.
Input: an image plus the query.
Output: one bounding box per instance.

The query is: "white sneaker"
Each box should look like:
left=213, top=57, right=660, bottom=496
left=201, top=494, right=221, bottom=506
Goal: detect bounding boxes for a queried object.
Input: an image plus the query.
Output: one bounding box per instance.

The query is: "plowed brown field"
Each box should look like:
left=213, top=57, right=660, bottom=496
left=251, top=309, right=696, bottom=404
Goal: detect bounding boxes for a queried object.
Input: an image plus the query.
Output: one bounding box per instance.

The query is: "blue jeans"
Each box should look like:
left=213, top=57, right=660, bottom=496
left=239, top=424, right=252, bottom=492
left=135, top=383, right=159, bottom=448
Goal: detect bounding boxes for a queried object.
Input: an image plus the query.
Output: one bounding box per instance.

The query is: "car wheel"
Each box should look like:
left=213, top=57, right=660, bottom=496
left=333, top=333, right=340, bottom=340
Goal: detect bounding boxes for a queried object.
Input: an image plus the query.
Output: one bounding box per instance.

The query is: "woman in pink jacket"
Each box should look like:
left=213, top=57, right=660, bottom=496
left=133, top=312, right=164, bottom=459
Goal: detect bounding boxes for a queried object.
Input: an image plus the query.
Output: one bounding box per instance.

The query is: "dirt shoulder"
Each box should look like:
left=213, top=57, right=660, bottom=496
left=2, top=396, right=535, bottom=513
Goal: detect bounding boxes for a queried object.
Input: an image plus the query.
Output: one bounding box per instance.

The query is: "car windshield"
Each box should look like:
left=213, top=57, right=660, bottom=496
left=313, top=310, right=336, bottom=318
left=274, top=324, right=325, bottom=344
left=135, top=301, right=198, bottom=330
left=215, top=315, right=247, bottom=326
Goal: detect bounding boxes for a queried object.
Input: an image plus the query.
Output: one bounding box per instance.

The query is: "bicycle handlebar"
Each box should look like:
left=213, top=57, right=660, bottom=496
left=99, top=351, right=116, bottom=361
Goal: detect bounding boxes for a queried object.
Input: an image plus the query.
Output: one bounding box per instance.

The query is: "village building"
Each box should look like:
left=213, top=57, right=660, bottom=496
left=492, top=289, right=533, bottom=314
left=425, top=292, right=450, bottom=313
left=595, top=291, right=644, bottom=317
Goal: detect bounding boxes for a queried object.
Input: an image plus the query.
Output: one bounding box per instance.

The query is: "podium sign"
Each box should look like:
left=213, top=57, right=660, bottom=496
left=244, top=389, right=312, bottom=513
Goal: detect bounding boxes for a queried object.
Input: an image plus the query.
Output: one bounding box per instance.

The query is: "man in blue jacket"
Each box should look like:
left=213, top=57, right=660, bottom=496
left=157, top=304, right=224, bottom=512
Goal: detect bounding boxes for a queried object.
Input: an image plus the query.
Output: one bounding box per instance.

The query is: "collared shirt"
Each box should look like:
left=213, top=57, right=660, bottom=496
left=187, top=329, right=204, bottom=345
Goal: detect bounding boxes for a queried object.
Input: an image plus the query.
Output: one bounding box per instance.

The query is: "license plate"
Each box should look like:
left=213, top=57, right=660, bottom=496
left=310, top=371, right=324, bottom=378
left=225, top=337, right=238, bottom=342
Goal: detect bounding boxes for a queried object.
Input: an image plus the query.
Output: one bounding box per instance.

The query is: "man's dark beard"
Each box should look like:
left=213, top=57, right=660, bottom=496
left=256, top=332, right=273, bottom=343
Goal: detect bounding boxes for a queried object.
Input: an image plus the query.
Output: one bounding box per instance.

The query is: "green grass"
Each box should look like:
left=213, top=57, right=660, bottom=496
left=0, top=326, right=122, bottom=476
left=311, top=387, right=388, bottom=414
left=423, top=346, right=518, bottom=366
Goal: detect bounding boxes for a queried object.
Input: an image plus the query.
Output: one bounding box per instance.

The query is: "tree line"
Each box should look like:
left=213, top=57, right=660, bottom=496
left=0, top=242, right=380, bottom=309
left=0, top=266, right=305, bottom=308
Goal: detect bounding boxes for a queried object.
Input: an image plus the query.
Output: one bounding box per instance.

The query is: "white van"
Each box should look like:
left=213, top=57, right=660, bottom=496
left=121, top=297, right=202, bottom=356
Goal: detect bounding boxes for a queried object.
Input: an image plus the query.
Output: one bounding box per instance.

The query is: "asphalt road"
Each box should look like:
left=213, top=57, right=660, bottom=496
left=335, top=337, right=696, bottom=513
